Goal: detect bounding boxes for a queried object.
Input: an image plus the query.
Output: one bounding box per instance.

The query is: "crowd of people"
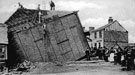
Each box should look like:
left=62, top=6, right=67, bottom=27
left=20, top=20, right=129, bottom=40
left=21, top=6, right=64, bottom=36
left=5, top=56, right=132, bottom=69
left=85, top=46, right=135, bottom=71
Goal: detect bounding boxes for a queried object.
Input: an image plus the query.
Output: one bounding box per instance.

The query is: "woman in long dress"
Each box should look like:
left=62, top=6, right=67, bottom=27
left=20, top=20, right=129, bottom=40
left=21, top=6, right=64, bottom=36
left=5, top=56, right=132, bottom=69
left=109, top=51, right=115, bottom=62
left=108, top=48, right=116, bottom=62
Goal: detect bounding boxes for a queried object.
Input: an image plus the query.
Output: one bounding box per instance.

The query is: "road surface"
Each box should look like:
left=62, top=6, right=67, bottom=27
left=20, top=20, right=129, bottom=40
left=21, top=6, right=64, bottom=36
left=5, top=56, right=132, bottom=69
left=24, top=60, right=135, bottom=75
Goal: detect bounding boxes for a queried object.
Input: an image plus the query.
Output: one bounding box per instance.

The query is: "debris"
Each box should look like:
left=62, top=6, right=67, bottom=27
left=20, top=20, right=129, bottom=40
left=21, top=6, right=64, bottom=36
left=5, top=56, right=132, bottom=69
left=3, top=60, right=36, bottom=74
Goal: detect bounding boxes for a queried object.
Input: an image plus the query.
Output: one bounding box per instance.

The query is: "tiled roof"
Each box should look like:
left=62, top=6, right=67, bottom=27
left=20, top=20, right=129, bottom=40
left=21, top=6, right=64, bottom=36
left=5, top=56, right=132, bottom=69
left=104, top=31, right=128, bottom=42
left=92, top=20, right=116, bottom=32
left=5, top=8, right=74, bottom=26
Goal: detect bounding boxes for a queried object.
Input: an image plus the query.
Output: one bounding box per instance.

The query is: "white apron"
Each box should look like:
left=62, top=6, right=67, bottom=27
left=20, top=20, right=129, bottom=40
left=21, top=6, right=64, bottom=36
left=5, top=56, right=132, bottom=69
left=108, top=53, right=114, bottom=62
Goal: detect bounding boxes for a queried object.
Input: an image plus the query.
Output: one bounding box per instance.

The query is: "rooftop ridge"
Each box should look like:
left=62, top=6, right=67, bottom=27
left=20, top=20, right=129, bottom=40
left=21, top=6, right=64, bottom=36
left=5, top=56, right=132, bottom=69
left=92, top=20, right=117, bottom=32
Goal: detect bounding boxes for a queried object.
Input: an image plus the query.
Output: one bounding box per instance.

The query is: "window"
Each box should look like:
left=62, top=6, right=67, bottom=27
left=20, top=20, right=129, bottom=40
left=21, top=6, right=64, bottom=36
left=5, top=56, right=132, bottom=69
left=0, top=46, right=4, bottom=53
left=99, top=43, right=101, bottom=48
left=94, top=43, right=97, bottom=47
left=94, top=32, right=97, bottom=38
left=99, top=31, right=102, bottom=38
left=0, top=46, right=5, bottom=58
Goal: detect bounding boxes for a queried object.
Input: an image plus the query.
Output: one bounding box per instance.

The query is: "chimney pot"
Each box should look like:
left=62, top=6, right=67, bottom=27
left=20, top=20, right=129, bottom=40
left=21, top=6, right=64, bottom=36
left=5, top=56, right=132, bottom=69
left=89, top=27, right=95, bottom=32
left=108, top=17, right=113, bottom=24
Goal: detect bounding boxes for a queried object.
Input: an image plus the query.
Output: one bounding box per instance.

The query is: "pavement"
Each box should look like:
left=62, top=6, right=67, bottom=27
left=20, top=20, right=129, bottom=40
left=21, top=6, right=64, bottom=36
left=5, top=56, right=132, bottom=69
left=23, top=60, right=135, bottom=75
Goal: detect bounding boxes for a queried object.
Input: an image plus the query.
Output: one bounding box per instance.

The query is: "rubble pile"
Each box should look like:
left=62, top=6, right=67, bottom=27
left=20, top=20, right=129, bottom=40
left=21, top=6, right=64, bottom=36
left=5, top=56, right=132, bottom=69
left=0, top=60, right=36, bottom=75
left=0, top=60, right=65, bottom=75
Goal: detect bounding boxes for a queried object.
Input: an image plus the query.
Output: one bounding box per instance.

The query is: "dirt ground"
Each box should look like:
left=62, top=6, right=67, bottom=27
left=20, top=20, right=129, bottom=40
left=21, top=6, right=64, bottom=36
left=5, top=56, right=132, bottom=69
left=23, top=60, right=135, bottom=75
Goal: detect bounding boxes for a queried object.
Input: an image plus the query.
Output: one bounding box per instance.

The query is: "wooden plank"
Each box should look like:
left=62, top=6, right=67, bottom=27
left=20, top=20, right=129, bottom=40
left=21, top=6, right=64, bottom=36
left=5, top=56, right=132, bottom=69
left=56, top=30, right=67, bottom=43
left=47, top=16, right=75, bottom=61
left=70, top=28, right=83, bottom=57
left=18, top=30, right=42, bottom=62
left=11, top=24, right=30, bottom=61
left=15, top=33, right=29, bottom=60
left=51, top=18, right=68, bottom=61
left=74, top=14, right=88, bottom=55
left=58, top=17, right=75, bottom=61
left=45, top=33, right=58, bottom=62
left=64, top=29, right=78, bottom=60
left=46, top=21, right=65, bottom=62
left=59, top=41, right=74, bottom=61
left=28, top=23, right=45, bottom=62
left=60, top=16, right=80, bottom=60
left=59, top=17, right=76, bottom=60
left=36, top=39, right=49, bottom=62
left=57, top=39, right=69, bottom=44
left=49, top=33, right=65, bottom=62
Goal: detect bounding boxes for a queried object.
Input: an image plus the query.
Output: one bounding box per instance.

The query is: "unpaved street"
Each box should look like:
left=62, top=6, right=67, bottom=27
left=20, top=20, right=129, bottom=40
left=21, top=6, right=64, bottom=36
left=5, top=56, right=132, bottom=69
left=24, top=60, right=135, bottom=75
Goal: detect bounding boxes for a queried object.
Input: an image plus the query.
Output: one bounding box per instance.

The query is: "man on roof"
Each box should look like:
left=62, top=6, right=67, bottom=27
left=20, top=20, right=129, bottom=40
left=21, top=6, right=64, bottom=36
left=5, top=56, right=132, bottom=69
left=50, top=0, right=55, bottom=10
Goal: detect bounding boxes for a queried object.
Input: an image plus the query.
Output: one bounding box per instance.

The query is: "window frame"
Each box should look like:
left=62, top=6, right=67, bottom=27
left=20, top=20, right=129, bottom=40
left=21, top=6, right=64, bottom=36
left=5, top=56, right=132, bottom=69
left=99, top=31, right=102, bottom=38
left=94, top=32, right=97, bottom=39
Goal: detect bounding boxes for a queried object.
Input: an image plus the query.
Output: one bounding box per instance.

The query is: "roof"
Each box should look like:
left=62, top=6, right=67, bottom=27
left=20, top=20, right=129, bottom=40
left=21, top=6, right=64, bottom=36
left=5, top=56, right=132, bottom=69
left=5, top=8, right=74, bottom=26
left=93, top=20, right=116, bottom=32
left=128, top=43, right=135, bottom=47
left=104, top=30, right=128, bottom=42
left=92, top=20, right=127, bottom=32
left=0, top=23, right=8, bottom=44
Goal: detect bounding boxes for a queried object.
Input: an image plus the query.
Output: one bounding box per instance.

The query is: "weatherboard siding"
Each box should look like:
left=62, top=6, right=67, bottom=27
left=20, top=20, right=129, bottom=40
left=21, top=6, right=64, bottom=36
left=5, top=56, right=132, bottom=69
left=6, top=9, right=88, bottom=63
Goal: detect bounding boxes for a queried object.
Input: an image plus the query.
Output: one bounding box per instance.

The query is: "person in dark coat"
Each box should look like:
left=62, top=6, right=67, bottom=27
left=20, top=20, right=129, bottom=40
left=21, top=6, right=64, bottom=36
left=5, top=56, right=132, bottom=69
left=126, top=49, right=132, bottom=71
left=97, top=47, right=102, bottom=60
left=116, top=47, right=122, bottom=64
left=103, top=47, right=106, bottom=61
left=130, top=48, right=135, bottom=70
left=104, top=47, right=109, bottom=62
left=50, top=0, right=55, bottom=10
left=85, top=48, right=90, bottom=61
left=121, top=47, right=128, bottom=66
left=114, top=49, right=118, bottom=65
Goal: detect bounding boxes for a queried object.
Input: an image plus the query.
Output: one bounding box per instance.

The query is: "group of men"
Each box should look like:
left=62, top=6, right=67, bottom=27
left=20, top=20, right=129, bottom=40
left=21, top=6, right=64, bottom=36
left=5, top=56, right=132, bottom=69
left=85, top=46, right=109, bottom=61
left=85, top=46, right=135, bottom=71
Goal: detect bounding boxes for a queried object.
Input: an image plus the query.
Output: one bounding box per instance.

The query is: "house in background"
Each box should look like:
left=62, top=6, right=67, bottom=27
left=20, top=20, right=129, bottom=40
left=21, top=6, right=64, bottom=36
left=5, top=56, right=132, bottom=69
left=0, top=23, right=8, bottom=64
left=89, top=17, right=128, bottom=49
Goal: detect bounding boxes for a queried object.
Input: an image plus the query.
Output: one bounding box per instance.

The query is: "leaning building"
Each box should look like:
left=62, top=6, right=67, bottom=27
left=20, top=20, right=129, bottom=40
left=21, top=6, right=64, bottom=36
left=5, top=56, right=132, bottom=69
left=5, top=6, right=89, bottom=65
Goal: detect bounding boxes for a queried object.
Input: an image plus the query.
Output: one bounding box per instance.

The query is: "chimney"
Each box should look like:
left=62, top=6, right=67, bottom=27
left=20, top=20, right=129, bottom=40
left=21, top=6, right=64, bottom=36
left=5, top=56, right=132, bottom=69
left=89, top=27, right=95, bottom=32
left=108, top=17, right=113, bottom=24
left=83, top=27, right=85, bottom=31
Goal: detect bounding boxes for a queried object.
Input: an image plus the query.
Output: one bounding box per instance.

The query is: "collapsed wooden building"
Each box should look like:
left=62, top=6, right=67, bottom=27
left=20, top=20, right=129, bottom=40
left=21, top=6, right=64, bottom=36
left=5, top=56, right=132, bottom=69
left=5, top=7, right=89, bottom=64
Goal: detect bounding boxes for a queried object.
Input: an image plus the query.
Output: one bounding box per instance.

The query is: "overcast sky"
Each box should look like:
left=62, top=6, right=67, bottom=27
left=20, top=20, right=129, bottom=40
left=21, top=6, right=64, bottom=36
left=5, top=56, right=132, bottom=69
left=0, top=0, right=135, bottom=43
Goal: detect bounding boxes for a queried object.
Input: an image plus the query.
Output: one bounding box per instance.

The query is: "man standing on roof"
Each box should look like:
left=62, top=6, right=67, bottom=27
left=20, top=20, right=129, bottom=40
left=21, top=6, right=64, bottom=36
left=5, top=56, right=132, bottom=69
left=50, top=0, right=55, bottom=10
left=18, top=2, right=24, bottom=9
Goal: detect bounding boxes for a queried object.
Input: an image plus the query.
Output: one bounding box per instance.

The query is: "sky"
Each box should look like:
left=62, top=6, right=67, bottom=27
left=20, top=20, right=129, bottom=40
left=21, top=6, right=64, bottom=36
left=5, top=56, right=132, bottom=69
left=0, top=0, right=135, bottom=43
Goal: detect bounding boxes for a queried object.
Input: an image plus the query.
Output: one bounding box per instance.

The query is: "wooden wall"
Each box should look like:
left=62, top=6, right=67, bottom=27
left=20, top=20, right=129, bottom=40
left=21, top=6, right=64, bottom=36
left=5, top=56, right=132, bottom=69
left=104, top=30, right=128, bottom=49
left=7, top=13, right=88, bottom=62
